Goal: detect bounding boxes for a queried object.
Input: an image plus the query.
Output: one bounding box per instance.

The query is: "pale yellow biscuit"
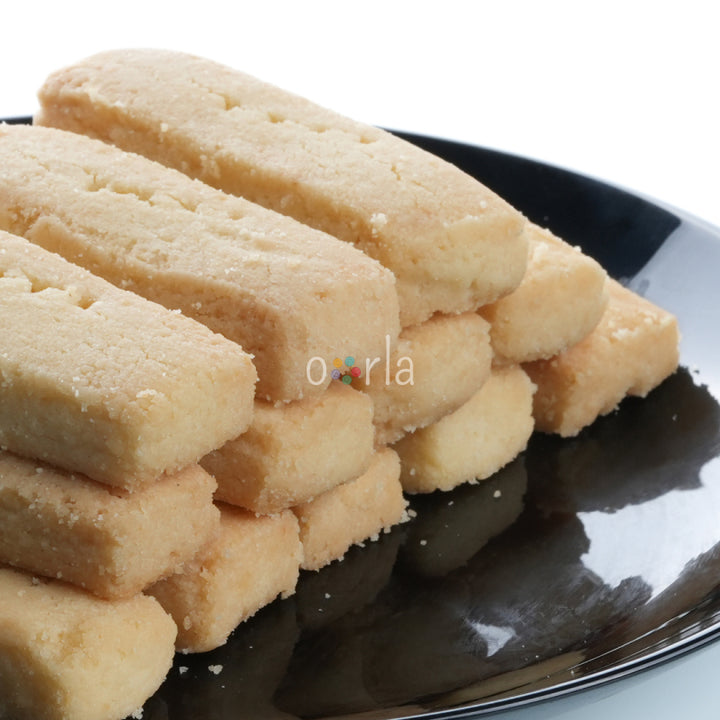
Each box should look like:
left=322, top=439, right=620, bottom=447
left=357, top=312, right=492, bottom=444
left=0, top=452, right=219, bottom=599
left=479, top=223, right=608, bottom=363
left=0, top=567, right=176, bottom=720
left=0, top=231, right=255, bottom=488
left=395, top=366, right=536, bottom=493
left=524, top=279, right=680, bottom=436
left=36, top=48, right=528, bottom=327
left=147, top=504, right=302, bottom=654
left=201, top=383, right=374, bottom=513
left=0, top=125, right=399, bottom=402
left=293, top=448, right=408, bottom=571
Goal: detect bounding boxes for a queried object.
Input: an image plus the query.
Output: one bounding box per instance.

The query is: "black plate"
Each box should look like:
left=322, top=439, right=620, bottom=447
left=9, top=119, right=720, bottom=719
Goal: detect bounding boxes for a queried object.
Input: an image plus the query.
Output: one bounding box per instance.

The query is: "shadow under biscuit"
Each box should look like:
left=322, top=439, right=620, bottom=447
left=398, top=455, right=528, bottom=578
left=525, top=367, right=720, bottom=515
left=152, top=598, right=300, bottom=720
left=294, top=525, right=405, bottom=630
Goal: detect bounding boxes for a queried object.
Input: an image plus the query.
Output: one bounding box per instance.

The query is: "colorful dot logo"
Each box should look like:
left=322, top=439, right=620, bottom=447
left=331, top=356, right=362, bottom=384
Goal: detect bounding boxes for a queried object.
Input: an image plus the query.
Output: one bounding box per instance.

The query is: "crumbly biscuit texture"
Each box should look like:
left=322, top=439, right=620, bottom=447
left=201, top=383, right=374, bottom=513
left=395, top=366, right=536, bottom=493
left=0, top=125, right=399, bottom=402
left=358, top=312, right=492, bottom=444
left=479, top=224, right=608, bottom=363
left=0, top=453, right=219, bottom=598
left=0, top=230, right=255, bottom=487
left=293, top=448, right=408, bottom=571
left=36, top=48, right=528, bottom=327
left=0, top=567, right=176, bottom=720
left=524, top=279, right=680, bottom=436
left=147, top=504, right=302, bottom=653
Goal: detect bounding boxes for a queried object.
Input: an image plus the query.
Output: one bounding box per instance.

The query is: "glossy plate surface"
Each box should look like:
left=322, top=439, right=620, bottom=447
left=10, top=120, right=720, bottom=719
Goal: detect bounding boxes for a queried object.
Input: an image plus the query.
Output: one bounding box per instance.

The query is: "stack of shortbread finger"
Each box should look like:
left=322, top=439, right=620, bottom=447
left=0, top=48, right=681, bottom=719
left=0, top=231, right=258, bottom=719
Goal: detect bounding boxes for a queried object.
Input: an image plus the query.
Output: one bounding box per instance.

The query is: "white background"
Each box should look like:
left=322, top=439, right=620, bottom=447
left=2, top=2, right=719, bottom=718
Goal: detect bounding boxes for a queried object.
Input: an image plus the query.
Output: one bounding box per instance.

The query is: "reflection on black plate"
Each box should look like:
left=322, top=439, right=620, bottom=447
left=11, top=118, right=717, bottom=719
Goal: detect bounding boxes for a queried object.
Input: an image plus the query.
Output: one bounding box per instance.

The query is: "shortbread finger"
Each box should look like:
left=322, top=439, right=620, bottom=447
left=201, top=383, right=374, bottom=514
left=293, top=448, right=408, bottom=571
left=0, top=453, right=218, bottom=599
left=479, top=223, right=608, bottom=363
left=357, top=312, right=492, bottom=444
left=37, top=48, right=528, bottom=327
left=524, top=279, right=680, bottom=436
left=0, top=567, right=176, bottom=720
left=395, top=366, right=536, bottom=493
left=0, top=231, right=254, bottom=488
left=147, top=504, right=301, bottom=654
left=0, top=125, right=399, bottom=402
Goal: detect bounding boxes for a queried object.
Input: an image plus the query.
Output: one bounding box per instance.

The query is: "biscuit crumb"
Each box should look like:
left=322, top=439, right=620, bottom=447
left=208, top=664, right=223, bottom=675
left=369, top=212, right=388, bottom=237
left=135, top=388, right=158, bottom=399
